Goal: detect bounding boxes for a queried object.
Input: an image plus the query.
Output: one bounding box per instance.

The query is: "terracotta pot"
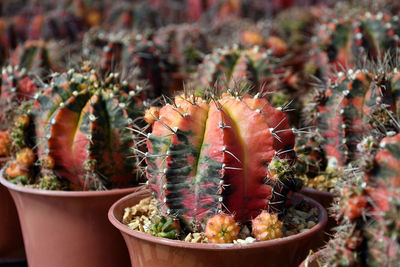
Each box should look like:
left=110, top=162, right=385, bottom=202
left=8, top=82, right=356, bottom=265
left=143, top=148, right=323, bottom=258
left=298, top=249, right=325, bottom=267
left=109, top=191, right=328, bottom=267
left=0, top=168, right=143, bottom=267
left=0, top=158, right=25, bottom=260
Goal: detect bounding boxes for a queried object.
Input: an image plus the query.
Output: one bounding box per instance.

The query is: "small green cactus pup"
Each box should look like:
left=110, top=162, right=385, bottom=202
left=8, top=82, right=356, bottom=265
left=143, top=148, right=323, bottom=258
left=145, top=89, right=297, bottom=230
left=150, top=216, right=181, bottom=239
left=315, top=12, right=400, bottom=71
left=323, top=132, right=400, bottom=266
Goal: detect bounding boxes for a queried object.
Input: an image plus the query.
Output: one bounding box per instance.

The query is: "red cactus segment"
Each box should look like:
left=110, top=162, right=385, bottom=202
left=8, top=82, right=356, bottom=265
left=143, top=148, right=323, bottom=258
left=147, top=93, right=295, bottom=227
left=317, top=77, right=348, bottom=166
left=0, top=69, right=37, bottom=102
left=146, top=104, right=183, bottom=205
left=221, top=95, right=275, bottom=220
left=47, top=91, right=91, bottom=190
left=195, top=102, right=244, bottom=222
left=242, top=95, right=295, bottom=158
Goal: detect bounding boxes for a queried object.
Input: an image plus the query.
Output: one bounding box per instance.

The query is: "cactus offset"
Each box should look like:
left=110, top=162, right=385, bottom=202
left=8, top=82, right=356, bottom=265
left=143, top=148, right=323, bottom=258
left=205, top=213, right=240, bottom=243
left=145, top=89, right=297, bottom=229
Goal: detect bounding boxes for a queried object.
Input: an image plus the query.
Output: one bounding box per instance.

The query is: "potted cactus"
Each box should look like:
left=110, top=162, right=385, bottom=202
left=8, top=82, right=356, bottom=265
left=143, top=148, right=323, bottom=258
left=301, top=131, right=400, bottom=266
left=297, top=63, right=400, bottom=209
left=0, top=64, right=147, bottom=267
left=0, top=65, right=39, bottom=262
left=109, top=89, right=328, bottom=267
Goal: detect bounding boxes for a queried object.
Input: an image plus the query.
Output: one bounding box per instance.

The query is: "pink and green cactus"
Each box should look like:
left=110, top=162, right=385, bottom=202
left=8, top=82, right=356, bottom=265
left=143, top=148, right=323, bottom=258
left=145, top=90, right=298, bottom=229
left=4, top=65, right=146, bottom=191
left=194, top=46, right=279, bottom=92
left=323, top=131, right=400, bottom=266
left=309, top=68, right=400, bottom=168
left=316, top=12, right=400, bottom=71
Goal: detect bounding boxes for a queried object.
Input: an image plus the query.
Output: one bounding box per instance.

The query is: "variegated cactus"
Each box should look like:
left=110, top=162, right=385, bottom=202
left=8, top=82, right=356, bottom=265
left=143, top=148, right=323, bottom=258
left=315, top=12, right=400, bottom=71
left=0, top=65, right=38, bottom=126
left=145, top=89, right=298, bottom=230
left=322, top=131, right=400, bottom=266
left=309, top=68, right=400, bottom=169
left=4, top=65, right=146, bottom=190
left=10, top=40, right=66, bottom=75
left=194, top=46, right=281, bottom=94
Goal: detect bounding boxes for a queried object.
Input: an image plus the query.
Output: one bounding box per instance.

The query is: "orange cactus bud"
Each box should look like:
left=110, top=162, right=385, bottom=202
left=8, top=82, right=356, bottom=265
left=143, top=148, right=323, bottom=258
left=205, top=214, right=240, bottom=243
left=252, top=211, right=283, bottom=241
left=16, top=148, right=36, bottom=167
left=5, top=162, right=29, bottom=178
left=144, top=106, right=160, bottom=125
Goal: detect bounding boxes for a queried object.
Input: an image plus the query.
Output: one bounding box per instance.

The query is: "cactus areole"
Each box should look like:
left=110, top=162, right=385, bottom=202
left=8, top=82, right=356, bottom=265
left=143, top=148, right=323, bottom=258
left=146, top=91, right=296, bottom=229
left=32, top=68, right=144, bottom=190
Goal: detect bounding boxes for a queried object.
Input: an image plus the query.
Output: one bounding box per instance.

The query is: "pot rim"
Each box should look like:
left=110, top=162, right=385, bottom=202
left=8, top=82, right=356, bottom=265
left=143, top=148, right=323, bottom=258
left=0, top=167, right=142, bottom=197
left=301, top=187, right=335, bottom=198
left=108, top=191, right=328, bottom=251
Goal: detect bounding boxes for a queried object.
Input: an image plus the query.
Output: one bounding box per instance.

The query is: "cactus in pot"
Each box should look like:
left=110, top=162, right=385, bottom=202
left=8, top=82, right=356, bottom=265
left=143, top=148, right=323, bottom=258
left=321, top=131, right=400, bottom=266
left=144, top=88, right=299, bottom=231
left=4, top=63, right=147, bottom=190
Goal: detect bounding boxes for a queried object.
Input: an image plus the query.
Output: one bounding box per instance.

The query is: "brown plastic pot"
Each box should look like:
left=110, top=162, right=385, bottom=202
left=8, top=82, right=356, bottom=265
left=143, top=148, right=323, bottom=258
left=0, top=158, right=25, bottom=260
left=0, top=168, right=143, bottom=267
left=109, top=191, right=328, bottom=267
